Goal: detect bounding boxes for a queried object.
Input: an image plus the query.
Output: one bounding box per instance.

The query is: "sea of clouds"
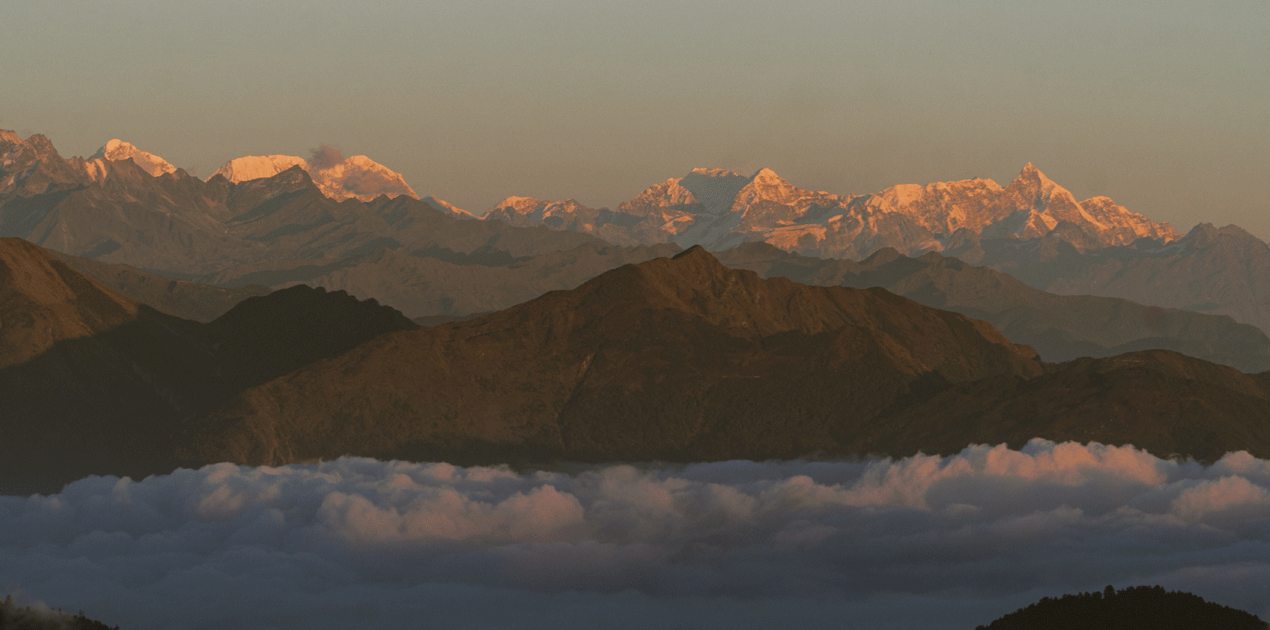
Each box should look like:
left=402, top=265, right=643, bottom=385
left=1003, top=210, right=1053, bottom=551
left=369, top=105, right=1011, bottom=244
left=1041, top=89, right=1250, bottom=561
left=2, top=439, right=1269, bottom=629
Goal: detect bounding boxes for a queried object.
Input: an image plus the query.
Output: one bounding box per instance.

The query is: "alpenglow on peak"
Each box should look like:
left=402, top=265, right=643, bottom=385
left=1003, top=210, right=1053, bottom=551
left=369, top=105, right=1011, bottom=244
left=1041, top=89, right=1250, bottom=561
left=211, top=153, right=418, bottom=203
left=89, top=139, right=178, bottom=177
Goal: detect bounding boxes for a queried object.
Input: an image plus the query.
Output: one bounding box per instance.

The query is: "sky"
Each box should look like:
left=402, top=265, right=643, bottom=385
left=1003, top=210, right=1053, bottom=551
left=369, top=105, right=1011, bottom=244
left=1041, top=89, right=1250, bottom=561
left=1, top=1, right=1268, bottom=235
left=3, top=442, right=1268, bottom=629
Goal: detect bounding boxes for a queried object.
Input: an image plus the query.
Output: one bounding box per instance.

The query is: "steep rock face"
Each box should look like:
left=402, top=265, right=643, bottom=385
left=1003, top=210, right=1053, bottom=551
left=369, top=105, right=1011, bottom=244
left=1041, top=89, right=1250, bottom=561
left=716, top=242, right=1270, bottom=373
left=187, top=247, right=1045, bottom=466
left=0, top=131, right=93, bottom=199
left=480, top=163, right=1178, bottom=259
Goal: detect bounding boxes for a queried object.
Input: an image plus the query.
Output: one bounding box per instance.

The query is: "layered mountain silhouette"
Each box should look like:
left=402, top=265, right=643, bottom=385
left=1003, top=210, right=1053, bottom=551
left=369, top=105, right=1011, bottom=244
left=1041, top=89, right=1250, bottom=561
left=947, top=222, right=1270, bottom=335
left=717, top=242, right=1270, bottom=373
left=46, top=249, right=271, bottom=322
left=8, top=129, right=1270, bottom=494
left=186, top=247, right=1270, bottom=469
left=0, top=238, right=416, bottom=494
left=183, top=245, right=1046, bottom=467
left=10, top=129, right=1270, bottom=344
left=6, top=239, right=1270, bottom=493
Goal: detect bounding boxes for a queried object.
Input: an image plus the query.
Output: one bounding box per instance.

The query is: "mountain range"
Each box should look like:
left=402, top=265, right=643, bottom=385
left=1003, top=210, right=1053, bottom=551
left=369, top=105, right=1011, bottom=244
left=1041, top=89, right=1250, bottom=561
left=487, top=163, right=1178, bottom=256
left=7, top=129, right=1270, bottom=494
left=5, top=130, right=1269, bottom=366
left=6, top=236, right=1270, bottom=494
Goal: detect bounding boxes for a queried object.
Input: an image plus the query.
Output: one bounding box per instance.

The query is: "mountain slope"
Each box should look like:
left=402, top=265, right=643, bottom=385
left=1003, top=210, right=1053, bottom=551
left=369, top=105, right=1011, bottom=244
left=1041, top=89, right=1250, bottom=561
left=946, top=223, right=1270, bottom=335
left=185, top=246, right=1044, bottom=466
left=716, top=242, right=1270, bottom=372
left=188, top=249, right=1270, bottom=468
left=0, top=238, right=217, bottom=492
left=48, top=249, right=271, bottom=322
left=0, top=238, right=417, bottom=493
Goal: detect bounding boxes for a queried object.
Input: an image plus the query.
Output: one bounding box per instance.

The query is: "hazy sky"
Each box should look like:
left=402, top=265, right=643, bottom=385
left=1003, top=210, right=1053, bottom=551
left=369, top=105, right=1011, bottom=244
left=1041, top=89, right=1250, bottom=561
left=2, top=1, right=1267, bottom=236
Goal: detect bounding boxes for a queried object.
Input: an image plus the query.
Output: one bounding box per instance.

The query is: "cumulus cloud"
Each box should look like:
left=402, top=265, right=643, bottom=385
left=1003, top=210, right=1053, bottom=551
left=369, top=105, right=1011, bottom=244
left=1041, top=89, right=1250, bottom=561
left=308, top=143, right=344, bottom=171
left=1, top=440, right=1268, bottom=629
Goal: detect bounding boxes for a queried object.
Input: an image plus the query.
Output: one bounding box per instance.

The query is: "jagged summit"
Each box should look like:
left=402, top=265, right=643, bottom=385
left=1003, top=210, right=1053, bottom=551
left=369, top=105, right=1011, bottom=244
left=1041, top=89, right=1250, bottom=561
left=89, top=139, right=177, bottom=177
left=211, top=152, right=417, bottom=202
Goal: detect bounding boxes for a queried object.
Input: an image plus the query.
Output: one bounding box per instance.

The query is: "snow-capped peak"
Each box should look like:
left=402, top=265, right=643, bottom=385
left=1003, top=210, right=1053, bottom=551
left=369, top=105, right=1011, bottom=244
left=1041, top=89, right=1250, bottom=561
left=308, top=155, right=417, bottom=202
left=733, top=167, right=815, bottom=208
left=210, top=153, right=417, bottom=202
left=422, top=196, right=475, bottom=219
left=211, top=155, right=309, bottom=183
left=89, top=139, right=177, bottom=177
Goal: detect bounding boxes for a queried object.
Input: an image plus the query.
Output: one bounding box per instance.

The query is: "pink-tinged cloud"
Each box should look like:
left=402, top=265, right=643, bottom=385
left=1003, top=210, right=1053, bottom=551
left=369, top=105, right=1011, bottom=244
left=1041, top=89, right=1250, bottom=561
left=1, top=439, right=1267, bottom=629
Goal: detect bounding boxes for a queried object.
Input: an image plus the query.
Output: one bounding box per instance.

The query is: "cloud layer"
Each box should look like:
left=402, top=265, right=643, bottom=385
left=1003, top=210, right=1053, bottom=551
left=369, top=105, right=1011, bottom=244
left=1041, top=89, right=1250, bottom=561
left=3, top=440, right=1268, bottom=629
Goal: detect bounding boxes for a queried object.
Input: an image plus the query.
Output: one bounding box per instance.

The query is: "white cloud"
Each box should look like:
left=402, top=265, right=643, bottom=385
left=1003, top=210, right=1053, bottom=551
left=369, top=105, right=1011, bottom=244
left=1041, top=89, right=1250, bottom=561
left=1, top=439, right=1267, bottom=629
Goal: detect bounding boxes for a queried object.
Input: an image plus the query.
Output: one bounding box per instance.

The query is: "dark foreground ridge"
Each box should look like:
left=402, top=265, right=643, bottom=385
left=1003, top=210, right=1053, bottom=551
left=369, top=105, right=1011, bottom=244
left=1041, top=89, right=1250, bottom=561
left=0, top=238, right=416, bottom=494
left=0, top=595, right=118, bottom=630
left=977, top=585, right=1266, bottom=630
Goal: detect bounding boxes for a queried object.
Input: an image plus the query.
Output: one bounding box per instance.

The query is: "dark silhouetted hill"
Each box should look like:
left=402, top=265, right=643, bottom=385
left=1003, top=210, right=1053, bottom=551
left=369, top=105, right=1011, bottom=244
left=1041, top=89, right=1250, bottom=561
left=0, top=239, right=416, bottom=494
left=976, top=585, right=1265, bottom=630
left=187, top=248, right=1270, bottom=468
left=0, top=595, right=118, bottom=630
left=184, top=245, right=1045, bottom=466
